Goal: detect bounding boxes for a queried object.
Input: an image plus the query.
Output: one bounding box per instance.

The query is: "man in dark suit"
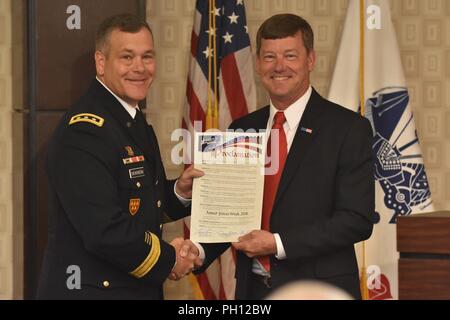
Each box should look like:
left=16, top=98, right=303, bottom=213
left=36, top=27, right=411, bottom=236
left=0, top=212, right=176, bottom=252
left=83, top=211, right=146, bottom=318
left=196, top=14, right=374, bottom=300
left=37, top=14, right=202, bottom=299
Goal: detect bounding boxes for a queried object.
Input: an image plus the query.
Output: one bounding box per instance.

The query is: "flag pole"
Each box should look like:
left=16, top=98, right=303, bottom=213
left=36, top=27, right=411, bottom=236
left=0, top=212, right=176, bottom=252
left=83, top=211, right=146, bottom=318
left=206, top=0, right=213, bottom=130
left=188, top=273, right=205, bottom=300
left=359, top=0, right=369, bottom=300
left=359, top=0, right=365, bottom=118
left=212, top=0, right=219, bottom=129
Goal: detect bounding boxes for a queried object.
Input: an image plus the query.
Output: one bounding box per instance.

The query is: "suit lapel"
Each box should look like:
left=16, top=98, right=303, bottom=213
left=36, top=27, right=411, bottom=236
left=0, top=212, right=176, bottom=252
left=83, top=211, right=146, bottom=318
left=273, top=89, right=324, bottom=208
left=242, top=107, right=270, bottom=131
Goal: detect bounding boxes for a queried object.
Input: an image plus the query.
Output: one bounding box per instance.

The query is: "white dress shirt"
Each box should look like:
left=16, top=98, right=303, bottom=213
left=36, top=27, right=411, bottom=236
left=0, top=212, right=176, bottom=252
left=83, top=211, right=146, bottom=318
left=252, top=86, right=312, bottom=275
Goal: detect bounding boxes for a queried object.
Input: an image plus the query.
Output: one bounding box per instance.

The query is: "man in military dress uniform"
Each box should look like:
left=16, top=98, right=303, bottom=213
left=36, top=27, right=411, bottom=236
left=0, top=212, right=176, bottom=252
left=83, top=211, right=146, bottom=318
left=37, top=14, right=202, bottom=299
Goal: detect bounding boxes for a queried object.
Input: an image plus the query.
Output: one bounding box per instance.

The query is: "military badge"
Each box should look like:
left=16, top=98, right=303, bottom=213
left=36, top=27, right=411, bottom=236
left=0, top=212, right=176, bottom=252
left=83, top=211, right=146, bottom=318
left=69, top=113, right=104, bottom=127
left=125, top=146, right=134, bottom=157
left=123, top=155, right=145, bottom=165
left=129, top=198, right=141, bottom=215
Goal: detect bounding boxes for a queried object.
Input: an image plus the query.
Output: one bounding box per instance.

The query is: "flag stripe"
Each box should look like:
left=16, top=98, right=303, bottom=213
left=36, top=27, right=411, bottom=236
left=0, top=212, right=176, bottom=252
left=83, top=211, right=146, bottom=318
left=186, top=79, right=206, bottom=128
left=196, top=273, right=218, bottom=300
left=191, top=31, right=199, bottom=58
left=218, top=73, right=233, bottom=129
left=221, top=54, right=249, bottom=120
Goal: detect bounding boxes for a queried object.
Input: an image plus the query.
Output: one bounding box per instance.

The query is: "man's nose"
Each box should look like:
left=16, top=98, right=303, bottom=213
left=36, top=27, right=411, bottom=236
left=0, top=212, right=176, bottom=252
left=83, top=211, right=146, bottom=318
left=274, top=57, right=286, bottom=72
left=133, top=57, right=145, bottom=72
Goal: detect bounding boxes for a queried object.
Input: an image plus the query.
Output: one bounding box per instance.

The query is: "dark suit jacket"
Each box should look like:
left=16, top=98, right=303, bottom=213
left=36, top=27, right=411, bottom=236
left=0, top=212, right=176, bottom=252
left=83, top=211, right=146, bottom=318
left=37, top=80, right=189, bottom=299
left=199, top=88, right=374, bottom=299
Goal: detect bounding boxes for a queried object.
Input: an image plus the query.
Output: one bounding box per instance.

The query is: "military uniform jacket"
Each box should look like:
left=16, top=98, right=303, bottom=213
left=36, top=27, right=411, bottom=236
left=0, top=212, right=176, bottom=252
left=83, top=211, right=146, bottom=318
left=37, top=80, right=189, bottom=299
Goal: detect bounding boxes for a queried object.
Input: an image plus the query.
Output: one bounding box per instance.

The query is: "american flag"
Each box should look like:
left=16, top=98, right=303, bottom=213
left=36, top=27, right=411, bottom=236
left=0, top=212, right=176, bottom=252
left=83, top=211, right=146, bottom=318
left=182, top=0, right=256, bottom=300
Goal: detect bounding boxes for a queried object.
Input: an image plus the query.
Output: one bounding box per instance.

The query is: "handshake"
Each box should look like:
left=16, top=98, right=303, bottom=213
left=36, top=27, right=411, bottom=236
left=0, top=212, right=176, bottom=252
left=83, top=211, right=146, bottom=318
left=169, top=238, right=203, bottom=281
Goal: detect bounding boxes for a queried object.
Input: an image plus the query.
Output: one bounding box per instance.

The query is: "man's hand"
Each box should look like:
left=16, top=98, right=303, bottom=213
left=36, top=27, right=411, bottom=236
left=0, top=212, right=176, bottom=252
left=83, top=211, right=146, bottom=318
left=175, top=165, right=204, bottom=199
left=232, top=230, right=277, bottom=258
left=169, top=238, right=203, bottom=280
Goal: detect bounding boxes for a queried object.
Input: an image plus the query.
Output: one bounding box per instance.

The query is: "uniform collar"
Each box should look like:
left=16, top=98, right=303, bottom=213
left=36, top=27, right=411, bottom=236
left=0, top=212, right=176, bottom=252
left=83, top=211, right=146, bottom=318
left=96, top=77, right=139, bottom=119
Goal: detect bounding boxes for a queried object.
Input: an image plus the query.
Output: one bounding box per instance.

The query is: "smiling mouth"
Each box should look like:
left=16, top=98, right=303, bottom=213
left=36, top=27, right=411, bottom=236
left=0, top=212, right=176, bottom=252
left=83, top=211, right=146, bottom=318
left=271, top=76, right=291, bottom=81
left=126, top=79, right=148, bottom=84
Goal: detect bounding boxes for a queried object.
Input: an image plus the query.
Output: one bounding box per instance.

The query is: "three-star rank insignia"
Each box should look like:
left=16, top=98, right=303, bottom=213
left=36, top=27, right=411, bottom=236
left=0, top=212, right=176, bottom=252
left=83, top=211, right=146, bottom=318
left=69, top=113, right=104, bottom=127
left=129, top=198, right=141, bottom=216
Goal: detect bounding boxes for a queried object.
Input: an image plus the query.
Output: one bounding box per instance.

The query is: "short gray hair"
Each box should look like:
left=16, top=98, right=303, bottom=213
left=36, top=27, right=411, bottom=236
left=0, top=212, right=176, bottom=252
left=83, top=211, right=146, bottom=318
left=96, top=14, right=152, bottom=54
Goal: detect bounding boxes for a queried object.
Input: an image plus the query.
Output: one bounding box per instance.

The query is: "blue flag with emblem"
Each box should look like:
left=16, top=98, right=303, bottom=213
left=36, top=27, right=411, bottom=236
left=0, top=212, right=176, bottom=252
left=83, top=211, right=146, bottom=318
left=328, top=0, right=434, bottom=299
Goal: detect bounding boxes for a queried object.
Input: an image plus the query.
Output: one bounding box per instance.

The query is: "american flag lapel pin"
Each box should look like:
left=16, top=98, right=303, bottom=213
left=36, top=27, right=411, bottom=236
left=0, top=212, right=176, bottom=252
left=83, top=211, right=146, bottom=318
left=300, top=127, right=313, bottom=134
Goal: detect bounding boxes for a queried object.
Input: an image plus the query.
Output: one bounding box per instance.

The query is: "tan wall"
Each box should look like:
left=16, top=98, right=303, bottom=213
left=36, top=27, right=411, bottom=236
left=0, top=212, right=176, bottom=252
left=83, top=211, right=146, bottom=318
left=147, top=0, right=450, bottom=299
left=1, top=0, right=24, bottom=300
left=0, top=0, right=14, bottom=300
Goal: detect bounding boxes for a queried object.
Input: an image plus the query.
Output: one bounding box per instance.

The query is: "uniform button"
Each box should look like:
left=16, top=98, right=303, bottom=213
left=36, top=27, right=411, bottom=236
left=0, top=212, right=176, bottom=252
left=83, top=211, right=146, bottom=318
left=126, top=122, right=132, bottom=128
left=155, top=180, right=159, bottom=186
left=103, top=281, right=110, bottom=288
left=157, top=200, right=162, bottom=208
left=136, top=182, right=141, bottom=188
left=160, top=224, right=163, bottom=230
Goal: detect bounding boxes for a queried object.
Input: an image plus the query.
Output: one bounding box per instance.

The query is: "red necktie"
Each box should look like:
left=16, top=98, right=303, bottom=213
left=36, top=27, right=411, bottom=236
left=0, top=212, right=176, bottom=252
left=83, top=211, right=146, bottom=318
left=259, top=111, right=287, bottom=272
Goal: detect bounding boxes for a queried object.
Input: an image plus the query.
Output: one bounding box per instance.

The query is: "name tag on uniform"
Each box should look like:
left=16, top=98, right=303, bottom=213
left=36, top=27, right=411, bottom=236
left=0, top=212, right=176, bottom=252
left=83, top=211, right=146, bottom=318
left=129, top=167, right=145, bottom=179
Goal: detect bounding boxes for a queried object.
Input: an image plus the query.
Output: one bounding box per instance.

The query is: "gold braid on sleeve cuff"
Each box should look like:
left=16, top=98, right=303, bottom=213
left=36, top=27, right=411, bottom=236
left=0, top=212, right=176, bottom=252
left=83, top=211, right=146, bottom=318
left=130, top=232, right=161, bottom=278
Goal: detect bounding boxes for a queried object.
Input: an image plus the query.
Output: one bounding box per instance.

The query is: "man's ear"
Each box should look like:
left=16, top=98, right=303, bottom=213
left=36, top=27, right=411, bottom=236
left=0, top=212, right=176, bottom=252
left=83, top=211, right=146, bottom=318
left=95, top=50, right=105, bottom=76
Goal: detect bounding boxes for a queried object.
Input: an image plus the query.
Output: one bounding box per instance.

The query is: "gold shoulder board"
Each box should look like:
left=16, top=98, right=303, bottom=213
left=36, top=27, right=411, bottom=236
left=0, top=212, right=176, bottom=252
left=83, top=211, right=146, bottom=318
left=69, top=113, right=105, bottom=127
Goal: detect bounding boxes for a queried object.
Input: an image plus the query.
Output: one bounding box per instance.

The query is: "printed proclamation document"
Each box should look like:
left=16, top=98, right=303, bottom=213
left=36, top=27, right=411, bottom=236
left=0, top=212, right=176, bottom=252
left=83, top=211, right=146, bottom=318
left=190, top=132, right=265, bottom=243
